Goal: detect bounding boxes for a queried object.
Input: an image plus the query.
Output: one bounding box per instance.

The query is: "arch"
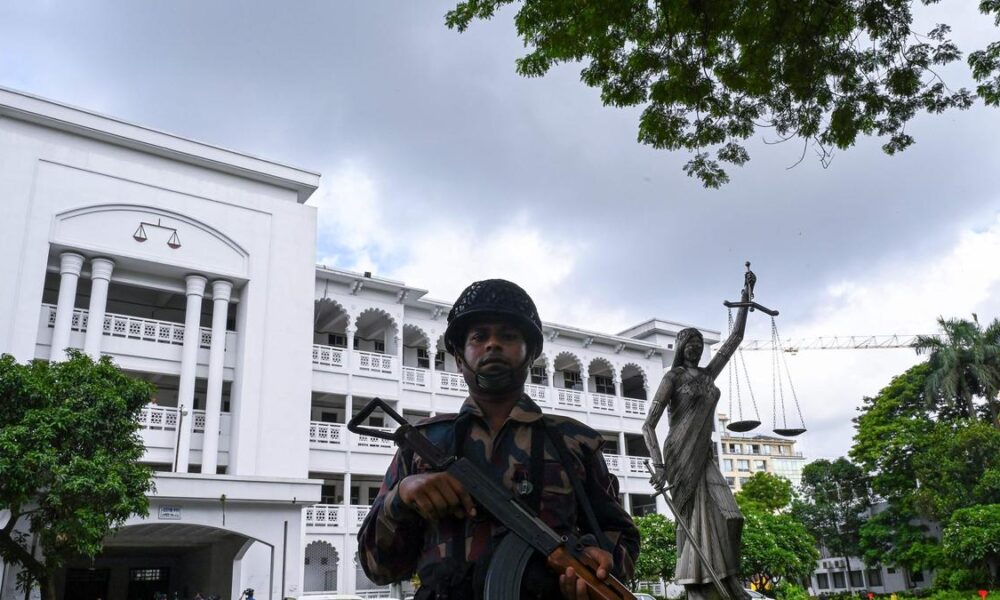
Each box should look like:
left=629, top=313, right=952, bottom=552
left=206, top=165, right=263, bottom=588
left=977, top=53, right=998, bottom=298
left=314, top=298, right=351, bottom=334
left=354, top=307, right=400, bottom=354
left=53, top=204, right=249, bottom=277
left=621, top=363, right=648, bottom=399
left=402, top=322, right=431, bottom=348
left=553, top=351, right=582, bottom=372
left=588, top=357, right=617, bottom=394
left=304, top=540, right=339, bottom=592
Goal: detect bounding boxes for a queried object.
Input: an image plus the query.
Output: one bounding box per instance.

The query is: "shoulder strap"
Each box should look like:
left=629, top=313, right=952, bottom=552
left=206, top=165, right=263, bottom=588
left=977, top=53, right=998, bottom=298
left=541, top=416, right=613, bottom=552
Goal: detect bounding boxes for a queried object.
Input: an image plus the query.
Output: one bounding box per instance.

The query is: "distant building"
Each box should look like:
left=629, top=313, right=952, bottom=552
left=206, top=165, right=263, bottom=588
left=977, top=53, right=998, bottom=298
left=715, top=413, right=808, bottom=491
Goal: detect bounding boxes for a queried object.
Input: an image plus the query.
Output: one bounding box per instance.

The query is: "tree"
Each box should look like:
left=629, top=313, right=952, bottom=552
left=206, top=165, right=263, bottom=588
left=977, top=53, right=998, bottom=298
left=0, top=351, right=155, bottom=600
left=445, top=1, right=1000, bottom=188
left=915, top=315, right=1000, bottom=427
left=850, top=361, right=1000, bottom=580
left=942, top=504, right=1000, bottom=587
left=736, top=471, right=793, bottom=513
left=739, top=498, right=819, bottom=592
left=633, top=512, right=678, bottom=585
left=793, top=458, right=872, bottom=590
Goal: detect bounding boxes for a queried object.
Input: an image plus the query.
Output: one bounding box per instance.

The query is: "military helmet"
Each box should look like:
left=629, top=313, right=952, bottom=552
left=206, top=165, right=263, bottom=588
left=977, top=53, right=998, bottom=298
left=444, top=279, right=544, bottom=359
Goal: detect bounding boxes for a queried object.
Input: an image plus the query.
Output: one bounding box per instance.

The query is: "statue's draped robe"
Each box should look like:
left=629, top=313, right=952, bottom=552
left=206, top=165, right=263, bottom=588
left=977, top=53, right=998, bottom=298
left=663, top=368, right=743, bottom=586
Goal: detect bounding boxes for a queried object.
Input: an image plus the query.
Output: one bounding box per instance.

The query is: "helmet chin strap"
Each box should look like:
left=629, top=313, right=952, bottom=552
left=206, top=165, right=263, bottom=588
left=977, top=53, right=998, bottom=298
left=455, top=352, right=533, bottom=395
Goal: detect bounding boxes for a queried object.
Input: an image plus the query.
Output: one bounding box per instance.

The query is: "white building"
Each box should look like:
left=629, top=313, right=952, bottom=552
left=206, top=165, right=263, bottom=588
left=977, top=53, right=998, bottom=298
left=0, top=88, right=719, bottom=599
left=715, top=414, right=808, bottom=492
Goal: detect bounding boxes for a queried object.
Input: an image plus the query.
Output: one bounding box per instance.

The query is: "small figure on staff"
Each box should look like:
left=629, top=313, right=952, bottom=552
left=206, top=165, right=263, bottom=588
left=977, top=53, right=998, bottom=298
left=643, top=265, right=770, bottom=600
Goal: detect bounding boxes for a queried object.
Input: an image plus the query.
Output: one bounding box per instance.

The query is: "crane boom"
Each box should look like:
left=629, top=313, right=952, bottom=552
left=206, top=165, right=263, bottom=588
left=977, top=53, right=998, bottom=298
left=737, top=334, right=937, bottom=352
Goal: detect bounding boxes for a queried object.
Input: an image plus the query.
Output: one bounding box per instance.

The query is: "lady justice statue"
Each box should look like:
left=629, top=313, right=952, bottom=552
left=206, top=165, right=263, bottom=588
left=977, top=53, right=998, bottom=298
left=642, top=263, right=776, bottom=600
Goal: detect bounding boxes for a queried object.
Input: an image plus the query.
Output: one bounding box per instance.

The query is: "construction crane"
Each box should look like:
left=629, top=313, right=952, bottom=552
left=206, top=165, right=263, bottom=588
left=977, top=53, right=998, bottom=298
left=738, top=334, right=938, bottom=353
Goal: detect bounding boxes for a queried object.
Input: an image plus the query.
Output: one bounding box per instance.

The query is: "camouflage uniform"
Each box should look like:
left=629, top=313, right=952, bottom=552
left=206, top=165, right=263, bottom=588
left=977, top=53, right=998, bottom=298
left=358, top=394, right=640, bottom=598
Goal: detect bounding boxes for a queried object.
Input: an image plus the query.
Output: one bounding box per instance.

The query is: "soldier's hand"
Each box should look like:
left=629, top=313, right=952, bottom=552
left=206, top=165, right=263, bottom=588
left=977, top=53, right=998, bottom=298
left=552, top=546, right=613, bottom=600
left=398, top=472, right=477, bottom=522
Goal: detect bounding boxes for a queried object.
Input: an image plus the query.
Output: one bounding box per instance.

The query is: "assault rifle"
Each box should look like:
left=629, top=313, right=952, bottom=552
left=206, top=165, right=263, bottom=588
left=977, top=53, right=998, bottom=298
left=349, top=397, right=635, bottom=600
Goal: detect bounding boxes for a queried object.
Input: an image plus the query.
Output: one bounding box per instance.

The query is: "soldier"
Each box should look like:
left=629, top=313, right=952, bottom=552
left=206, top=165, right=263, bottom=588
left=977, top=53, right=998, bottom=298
left=358, top=279, right=640, bottom=599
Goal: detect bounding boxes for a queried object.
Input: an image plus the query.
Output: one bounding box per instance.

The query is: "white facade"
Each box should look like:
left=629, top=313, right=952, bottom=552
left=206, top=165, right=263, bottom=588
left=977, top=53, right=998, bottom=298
left=0, top=88, right=719, bottom=599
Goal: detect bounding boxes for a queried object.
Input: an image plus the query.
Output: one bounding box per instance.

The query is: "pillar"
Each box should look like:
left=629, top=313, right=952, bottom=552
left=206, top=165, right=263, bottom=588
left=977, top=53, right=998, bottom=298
left=201, top=279, right=232, bottom=475
left=82, top=258, right=115, bottom=358
left=345, top=324, right=356, bottom=370
left=175, top=274, right=207, bottom=473
left=49, top=252, right=85, bottom=361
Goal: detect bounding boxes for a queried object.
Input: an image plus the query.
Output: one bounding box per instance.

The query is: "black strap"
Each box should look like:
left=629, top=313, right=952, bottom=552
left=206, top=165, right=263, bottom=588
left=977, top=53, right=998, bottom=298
left=541, top=416, right=614, bottom=553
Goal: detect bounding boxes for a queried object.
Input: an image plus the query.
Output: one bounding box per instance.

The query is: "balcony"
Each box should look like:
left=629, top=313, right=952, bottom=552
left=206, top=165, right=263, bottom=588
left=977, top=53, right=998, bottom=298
left=402, top=366, right=429, bottom=388
left=438, top=371, right=468, bottom=394
left=590, top=392, right=617, bottom=413
left=304, top=503, right=342, bottom=529
left=309, top=422, right=345, bottom=447
left=312, top=344, right=345, bottom=369
left=136, top=404, right=231, bottom=465
left=38, top=304, right=237, bottom=373
left=624, top=398, right=648, bottom=417
left=602, top=453, right=653, bottom=476
left=525, top=383, right=548, bottom=404
left=556, top=388, right=584, bottom=411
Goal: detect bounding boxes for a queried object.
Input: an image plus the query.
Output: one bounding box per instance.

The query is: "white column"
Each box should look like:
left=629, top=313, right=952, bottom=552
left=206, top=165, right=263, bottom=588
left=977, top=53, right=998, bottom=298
left=83, top=258, right=115, bottom=359
left=49, top=252, right=85, bottom=361
left=345, top=325, right=356, bottom=370
left=174, top=274, right=207, bottom=473
left=201, top=279, right=232, bottom=475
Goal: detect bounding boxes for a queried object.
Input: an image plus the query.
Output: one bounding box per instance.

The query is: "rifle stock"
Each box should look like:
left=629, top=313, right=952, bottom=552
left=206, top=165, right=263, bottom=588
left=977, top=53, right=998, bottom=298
left=546, top=546, right=636, bottom=600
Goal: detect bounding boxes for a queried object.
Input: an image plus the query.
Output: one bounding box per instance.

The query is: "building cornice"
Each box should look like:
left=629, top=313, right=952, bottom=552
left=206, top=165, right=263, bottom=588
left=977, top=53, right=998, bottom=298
left=0, top=86, right=320, bottom=203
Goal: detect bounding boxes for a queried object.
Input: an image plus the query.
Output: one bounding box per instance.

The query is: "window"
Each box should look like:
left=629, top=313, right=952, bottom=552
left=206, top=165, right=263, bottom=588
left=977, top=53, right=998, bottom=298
left=754, top=460, right=766, bottom=470
left=320, top=484, right=338, bottom=504
left=435, top=351, right=445, bottom=370
left=374, top=340, right=385, bottom=353
left=738, top=477, right=749, bottom=486
left=778, top=445, right=787, bottom=455
left=910, top=570, right=924, bottom=583
left=563, top=371, right=582, bottom=390
left=762, top=445, right=772, bottom=455
left=725, top=477, right=735, bottom=486
left=417, top=348, right=430, bottom=369
left=832, top=572, right=846, bottom=588
left=850, top=570, right=864, bottom=587
left=594, top=375, right=615, bottom=395
left=723, top=459, right=734, bottom=472
left=887, top=568, right=896, bottom=575
left=350, top=486, right=360, bottom=505
left=320, top=411, right=339, bottom=424
left=530, top=365, right=548, bottom=385
left=816, top=574, right=829, bottom=589
left=867, top=569, right=883, bottom=587
left=729, top=443, right=742, bottom=453
left=328, top=333, right=346, bottom=348
left=751, top=444, right=761, bottom=454
left=737, top=460, right=750, bottom=472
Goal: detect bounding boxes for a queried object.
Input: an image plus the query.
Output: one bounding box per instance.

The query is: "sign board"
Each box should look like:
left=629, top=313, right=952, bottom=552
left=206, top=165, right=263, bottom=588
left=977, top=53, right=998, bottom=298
left=158, top=505, right=182, bottom=520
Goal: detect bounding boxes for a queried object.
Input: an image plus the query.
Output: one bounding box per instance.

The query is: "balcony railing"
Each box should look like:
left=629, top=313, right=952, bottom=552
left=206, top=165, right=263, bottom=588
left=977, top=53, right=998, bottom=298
left=353, top=504, right=371, bottom=527
left=604, top=453, right=622, bottom=473
left=624, top=398, right=648, bottom=417
left=556, top=388, right=584, bottom=410
left=353, top=426, right=395, bottom=450
left=309, top=422, right=345, bottom=447
left=312, top=344, right=345, bottom=368
left=357, top=350, right=394, bottom=375
left=137, top=406, right=212, bottom=433
left=304, top=503, right=342, bottom=528
left=590, top=392, right=617, bottom=412
left=525, top=383, right=548, bottom=404
left=438, top=371, right=468, bottom=393
left=43, top=304, right=225, bottom=350
left=402, top=366, right=429, bottom=388
left=627, top=455, right=650, bottom=474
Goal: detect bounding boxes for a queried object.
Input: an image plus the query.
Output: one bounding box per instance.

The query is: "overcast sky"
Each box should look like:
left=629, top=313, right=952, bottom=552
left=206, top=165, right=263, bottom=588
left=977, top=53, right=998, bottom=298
left=3, top=1, right=999, bottom=462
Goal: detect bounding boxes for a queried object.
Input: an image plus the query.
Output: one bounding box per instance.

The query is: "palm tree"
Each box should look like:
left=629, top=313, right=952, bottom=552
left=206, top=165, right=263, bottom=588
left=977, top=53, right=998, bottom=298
left=914, top=314, right=1000, bottom=427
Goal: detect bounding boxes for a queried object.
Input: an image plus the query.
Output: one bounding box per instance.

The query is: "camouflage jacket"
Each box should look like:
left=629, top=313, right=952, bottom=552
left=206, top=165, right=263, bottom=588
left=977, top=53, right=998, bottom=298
left=357, top=394, right=639, bottom=588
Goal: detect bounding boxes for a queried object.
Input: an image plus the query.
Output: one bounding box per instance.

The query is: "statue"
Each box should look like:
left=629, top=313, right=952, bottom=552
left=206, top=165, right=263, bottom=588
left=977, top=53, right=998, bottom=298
left=642, top=263, right=772, bottom=600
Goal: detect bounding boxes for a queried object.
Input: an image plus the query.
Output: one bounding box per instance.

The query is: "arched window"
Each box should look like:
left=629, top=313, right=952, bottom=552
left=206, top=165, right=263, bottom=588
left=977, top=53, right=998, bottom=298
left=304, top=541, right=338, bottom=592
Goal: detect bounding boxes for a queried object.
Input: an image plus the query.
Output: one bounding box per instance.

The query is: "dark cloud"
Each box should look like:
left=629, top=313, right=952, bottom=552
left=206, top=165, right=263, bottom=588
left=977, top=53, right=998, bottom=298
left=3, top=0, right=999, bottom=459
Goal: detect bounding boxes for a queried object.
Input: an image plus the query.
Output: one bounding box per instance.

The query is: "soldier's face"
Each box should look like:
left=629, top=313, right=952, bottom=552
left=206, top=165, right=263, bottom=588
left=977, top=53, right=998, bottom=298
left=461, top=320, right=528, bottom=374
